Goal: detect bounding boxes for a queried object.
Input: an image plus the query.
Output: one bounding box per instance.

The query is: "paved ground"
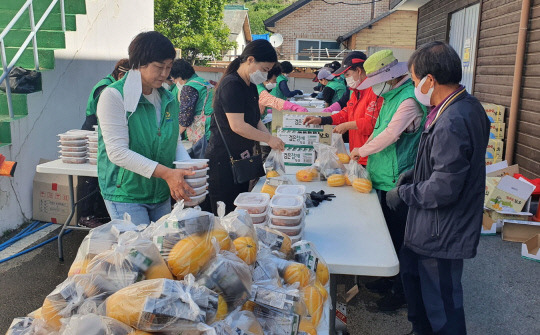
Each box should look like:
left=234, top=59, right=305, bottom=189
left=0, top=227, right=539, bottom=334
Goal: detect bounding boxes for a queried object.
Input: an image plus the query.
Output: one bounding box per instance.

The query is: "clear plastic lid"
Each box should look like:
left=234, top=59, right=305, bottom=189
left=234, top=192, right=270, bottom=207
left=173, top=159, right=209, bottom=170
left=275, top=185, right=306, bottom=197
left=184, top=191, right=208, bottom=207
left=268, top=221, right=304, bottom=236
left=269, top=211, right=303, bottom=227
left=59, top=145, right=87, bottom=152
left=58, top=139, right=87, bottom=147
left=270, top=195, right=304, bottom=209
left=58, top=132, right=89, bottom=141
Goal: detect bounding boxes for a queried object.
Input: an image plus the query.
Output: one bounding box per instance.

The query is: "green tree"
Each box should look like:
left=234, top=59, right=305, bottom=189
left=227, top=1, right=295, bottom=35
left=155, top=0, right=235, bottom=64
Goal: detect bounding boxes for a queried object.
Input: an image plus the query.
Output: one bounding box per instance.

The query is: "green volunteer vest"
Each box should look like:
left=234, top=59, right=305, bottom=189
left=97, top=73, right=179, bottom=204
left=185, top=74, right=214, bottom=140
left=170, top=84, right=180, bottom=102
left=86, top=74, right=115, bottom=117
left=367, top=80, right=427, bottom=191
left=271, top=74, right=288, bottom=99
left=326, top=79, right=347, bottom=104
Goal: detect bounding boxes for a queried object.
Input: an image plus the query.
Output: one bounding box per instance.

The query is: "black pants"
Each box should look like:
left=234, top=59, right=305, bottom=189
left=376, top=189, right=408, bottom=294
left=207, top=158, right=249, bottom=215
left=400, top=247, right=466, bottom=335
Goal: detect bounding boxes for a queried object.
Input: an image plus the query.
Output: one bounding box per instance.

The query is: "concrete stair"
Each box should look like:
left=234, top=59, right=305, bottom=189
left=0, top=0, right=86, bottom=147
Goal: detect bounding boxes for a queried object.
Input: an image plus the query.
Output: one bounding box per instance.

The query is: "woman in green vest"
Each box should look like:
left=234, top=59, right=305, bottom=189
left=270, top=61, right=303, bottom=99
left=351, top=50, right=427, bottom=311
left=170, top=59, right=214, bottom=159
left=96, top=31, right=195, bottom=225
left=317, top=67, right=347, bottom=107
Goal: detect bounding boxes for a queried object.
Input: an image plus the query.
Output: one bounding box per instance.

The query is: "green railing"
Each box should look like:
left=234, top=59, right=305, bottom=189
left=0, top=0, right=65, bottom=119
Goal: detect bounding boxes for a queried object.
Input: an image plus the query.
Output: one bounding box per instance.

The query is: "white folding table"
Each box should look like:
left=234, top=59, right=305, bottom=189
left=36, top=160, right=98, bottom=261
left=252, top=166, right=399, bottom=334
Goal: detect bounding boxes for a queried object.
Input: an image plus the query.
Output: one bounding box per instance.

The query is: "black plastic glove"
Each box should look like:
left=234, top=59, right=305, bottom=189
left=310, top=92, right=318, bottom=98
left=386, top=187, right=404, bottom=212
left=293, top=90, right=303, bottom=96
left=396, top=169, right=414, bottom=187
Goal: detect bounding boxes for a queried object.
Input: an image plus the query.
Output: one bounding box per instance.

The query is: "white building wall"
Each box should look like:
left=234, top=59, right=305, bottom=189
left=0, top=0, right=154, bottom=234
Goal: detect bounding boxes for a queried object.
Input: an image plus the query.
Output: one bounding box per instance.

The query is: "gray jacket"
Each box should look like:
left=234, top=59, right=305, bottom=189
left=398, top=90, right=490, bottom=259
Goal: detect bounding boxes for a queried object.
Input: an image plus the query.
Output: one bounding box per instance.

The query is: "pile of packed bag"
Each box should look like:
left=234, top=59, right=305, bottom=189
left=6, top=200, right=330, bottom=335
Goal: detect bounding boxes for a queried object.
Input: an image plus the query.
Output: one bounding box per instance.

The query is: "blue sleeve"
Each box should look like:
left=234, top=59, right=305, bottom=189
left=399, top=116, right=472, bottom=209
left=279, top=81, right=297, bottom=98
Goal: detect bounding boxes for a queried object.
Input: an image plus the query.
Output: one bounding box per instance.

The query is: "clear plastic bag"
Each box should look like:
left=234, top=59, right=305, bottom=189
left=332, top=133, right=351, bottom=165
left=196, top=251, right=253, bottom=318
left=145, top=203, right=215, bottom=261
left=5, top=316, right=54, bottom=335
left=217, top=202, right=258, bottom=266
left=263, top=149, right=285, bottom=178
left=214, top=309, right=264, bottom=335
left=104, top=277, right=218, bottom=333
left=255, top=225, right=292, bottom=257
left=347, top=160, right=373, bottom=193
left=68, top=213, right=142, bottom=277
left=313, top=143, right=345, bottom=180
left=292, top=240, right=329, bottom=286
left=261, top=175, right=292, bottom=198
left=59, top=314, right=134, bottom=335
left=40, top=274, right=117, bottom=330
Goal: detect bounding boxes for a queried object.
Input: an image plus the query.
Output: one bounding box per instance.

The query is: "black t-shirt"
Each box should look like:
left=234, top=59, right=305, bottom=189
left=206, top=72, right=260, bottom=160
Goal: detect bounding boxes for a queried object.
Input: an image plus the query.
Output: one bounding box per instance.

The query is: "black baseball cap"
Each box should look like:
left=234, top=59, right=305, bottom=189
left=334, top=51, right=368, bottom=76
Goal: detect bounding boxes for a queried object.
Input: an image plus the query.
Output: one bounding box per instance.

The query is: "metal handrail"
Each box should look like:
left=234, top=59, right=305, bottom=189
left=0, top=0, right=65, bottom=119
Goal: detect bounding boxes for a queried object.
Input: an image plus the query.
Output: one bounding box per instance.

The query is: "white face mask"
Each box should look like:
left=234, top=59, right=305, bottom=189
left=345, top=76, right=361, bottom=89
left=250, top=70, right=268, bottom=85
left=414, top=76, right=434, bottom=106
left=123, top=70, right=142, bottom=113
left=265, top=82, right=276, bottom=90
left=372, top=82, right=391, bottom=96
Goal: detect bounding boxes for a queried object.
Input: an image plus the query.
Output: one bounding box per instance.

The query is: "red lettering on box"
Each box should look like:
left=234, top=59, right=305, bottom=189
left=52, top=183, right=58, bottom=191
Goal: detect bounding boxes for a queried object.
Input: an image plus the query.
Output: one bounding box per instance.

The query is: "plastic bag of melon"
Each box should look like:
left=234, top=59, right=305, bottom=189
left=103, top=277, right=220, bottom=333
left=263, top=149, right=286, bottom=178
left=196, top=251, right=252, bottom=319
left=217, top=202, right=259, bottom=266
left=68, top=213, right=145, bottom=277
left=38, top=274, right=117, bottom=331
left=144, top=202, right=218, bottom=280
left=5, top=315, right=54, bottom=335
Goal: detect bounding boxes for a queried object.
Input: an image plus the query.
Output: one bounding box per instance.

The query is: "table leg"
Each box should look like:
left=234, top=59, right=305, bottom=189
left=57, top=175, right=76, bottom=262
left=329, top=273, right=338, bottom=335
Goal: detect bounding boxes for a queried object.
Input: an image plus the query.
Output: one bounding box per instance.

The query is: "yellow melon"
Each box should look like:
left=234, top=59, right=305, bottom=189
left=234, top=236, right=257, bottom=265
left=316, top=262, right=329, bottom=286
left=302, top=285, right=324, bottom=327
left=67, top=258, right=90, bottom=277
left=41, top=298, right=63, bottom=330
left=209, top=229, right=232, bottom=251
left=167, top=234, right=213, bottom=279
left=337, top=153, right=350, bottom=164
left=283, top=263, right=310, bottom=288
left=261, top=183, right=276, bottom=198
left=145, top=262, right=174, bottom=280
left=314, top=281, right=328, bottom=302
left=214, top=295, right=228, bottom=321
left=327, top=174, right=345, bottom=187
left=352, top=178, right=372, bottom=193
left=266, top=170, right=280, bottom=178
left=345, top=175, right=352, bottom=186
left=296, top=169, right=313, bottom=182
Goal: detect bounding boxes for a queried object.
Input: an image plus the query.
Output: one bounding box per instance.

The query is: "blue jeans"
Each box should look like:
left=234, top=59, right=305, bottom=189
left=104, top=199, right=172, bottom=225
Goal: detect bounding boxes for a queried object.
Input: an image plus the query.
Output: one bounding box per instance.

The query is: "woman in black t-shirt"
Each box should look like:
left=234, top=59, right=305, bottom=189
left=206, top=40, right=285, bottom=214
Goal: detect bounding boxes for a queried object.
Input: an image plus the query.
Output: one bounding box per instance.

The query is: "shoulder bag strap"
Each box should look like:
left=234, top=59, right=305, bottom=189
left=213, top=113, right=235, bottom=162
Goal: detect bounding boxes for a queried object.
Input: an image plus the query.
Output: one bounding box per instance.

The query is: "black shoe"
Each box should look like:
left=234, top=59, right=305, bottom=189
left=364, top=277, right=393, bottom=294
left=376, top=291, right=407, bottom=311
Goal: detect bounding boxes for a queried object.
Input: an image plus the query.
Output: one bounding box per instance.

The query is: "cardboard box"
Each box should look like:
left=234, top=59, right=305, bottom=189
left=486, top=139, right=503, bottom=160
left=271, top=109, right=332, bottom=145
left=482, top=208, right=533, bottom=234
left=485, top=157, right=502, bottom=166
left=485, top=176, right=536, bottom=212
left=486, top=161, right=519, bottom=177
left=522, top=234, right=540, bottom=262
left=33, top=159, right=78, bottom=225
left=489, top=122, right=505, bottom=139
left=502, top=220, right=540, bottom=242
left=482, top=103, right=506, bottom=123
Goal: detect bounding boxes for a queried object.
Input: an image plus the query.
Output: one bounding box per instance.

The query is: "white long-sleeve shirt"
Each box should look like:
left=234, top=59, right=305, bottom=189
left=96, top=87, right=189, bottom=179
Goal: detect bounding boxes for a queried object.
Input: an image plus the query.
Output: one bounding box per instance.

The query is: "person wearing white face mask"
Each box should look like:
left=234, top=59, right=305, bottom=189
left=206, top=40, right=285, bottom=214
left=384, top=42, right=489, bottom=335
left=169, top=59, right=215, bottom=160
left=256, top=64, right=308, bottom=122
left=303, top=51, right=381, bottom=166
left=348, top=50, right=427, bottom=312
